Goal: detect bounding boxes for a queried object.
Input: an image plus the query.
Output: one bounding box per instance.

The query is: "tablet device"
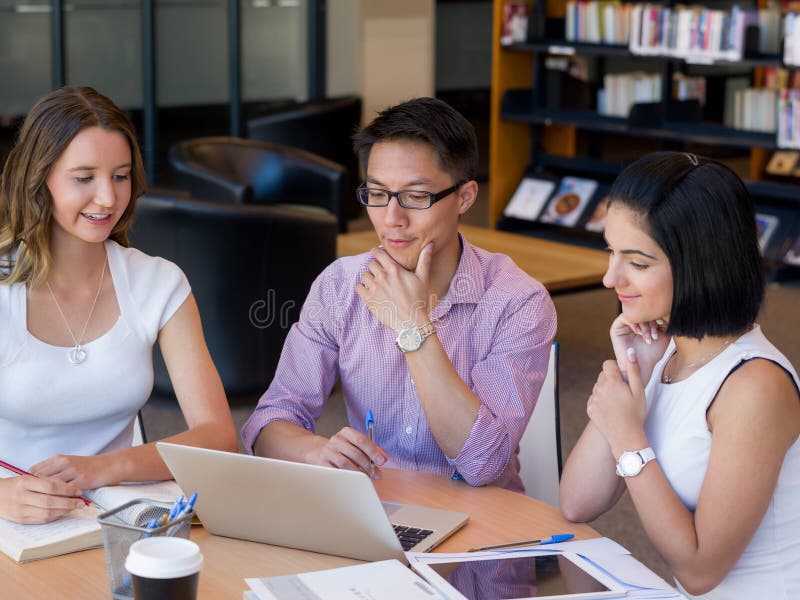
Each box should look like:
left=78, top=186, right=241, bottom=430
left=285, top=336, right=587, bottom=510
left=412, top=551, right=626, bottom=600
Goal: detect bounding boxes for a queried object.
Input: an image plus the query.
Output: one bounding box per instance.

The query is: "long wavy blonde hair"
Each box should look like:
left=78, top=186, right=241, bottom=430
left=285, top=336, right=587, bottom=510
left=0, top=86, right=146, bottom=287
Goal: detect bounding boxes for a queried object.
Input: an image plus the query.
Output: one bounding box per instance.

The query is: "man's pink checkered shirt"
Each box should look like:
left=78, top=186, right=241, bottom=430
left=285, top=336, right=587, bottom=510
left=241, top=235, right=557, bottom=492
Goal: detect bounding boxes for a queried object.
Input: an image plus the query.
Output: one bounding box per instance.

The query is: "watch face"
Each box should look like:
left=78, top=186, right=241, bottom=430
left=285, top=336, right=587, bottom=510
left=397, top=327, right=422, bottom=352
left=619, top=452, right=643, bottom=476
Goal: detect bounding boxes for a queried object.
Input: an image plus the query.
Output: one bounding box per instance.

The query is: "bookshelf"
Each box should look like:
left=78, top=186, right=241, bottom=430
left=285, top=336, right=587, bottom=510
left=489, top=0, right=800, bottom=270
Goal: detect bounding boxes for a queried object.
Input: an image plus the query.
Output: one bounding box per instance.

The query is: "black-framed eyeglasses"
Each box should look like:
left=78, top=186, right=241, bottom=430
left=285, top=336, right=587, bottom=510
left=356, top=182, right=464, bottom=210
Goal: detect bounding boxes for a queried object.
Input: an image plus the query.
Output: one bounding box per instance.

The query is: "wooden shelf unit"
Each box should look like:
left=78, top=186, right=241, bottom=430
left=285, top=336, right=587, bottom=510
left=488, top=0, right=800, bottom=241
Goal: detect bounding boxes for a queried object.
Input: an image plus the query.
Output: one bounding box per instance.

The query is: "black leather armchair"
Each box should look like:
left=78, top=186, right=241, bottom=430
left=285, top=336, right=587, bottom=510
left=169, top=137, right=350, bottom=232
left=129, top=193, right=337, bottom=399
left=246, top=95, right=362, bottom=224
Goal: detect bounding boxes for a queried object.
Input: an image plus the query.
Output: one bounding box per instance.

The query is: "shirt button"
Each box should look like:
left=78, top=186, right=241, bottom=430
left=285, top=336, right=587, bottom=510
left=405, top=426, right=413, bottom=434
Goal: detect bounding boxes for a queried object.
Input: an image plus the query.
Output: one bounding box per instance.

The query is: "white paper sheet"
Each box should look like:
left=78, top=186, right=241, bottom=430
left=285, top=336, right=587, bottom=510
left=246, top=559, right=444, bottom=600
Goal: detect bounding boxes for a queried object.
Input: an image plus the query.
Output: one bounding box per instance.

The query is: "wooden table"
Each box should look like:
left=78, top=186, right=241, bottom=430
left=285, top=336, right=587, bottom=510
left=4, top=469, right=598, bottom=598
left=337, top=224, right=609, bottom=294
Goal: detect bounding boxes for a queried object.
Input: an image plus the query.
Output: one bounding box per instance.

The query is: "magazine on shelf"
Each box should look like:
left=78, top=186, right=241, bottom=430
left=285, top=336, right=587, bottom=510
left=539, top=176, right=599, bottom=227
left=755, top=213, right=780, bottom=254
left=503, top=176, right=557, bottom=221
left=784, top=233, right=800, bottom=266
left=583, top=192, right=611, bottom=233
left=765, top=151, right=800, bottom=176
left=500, top=1, right=530, bottom=46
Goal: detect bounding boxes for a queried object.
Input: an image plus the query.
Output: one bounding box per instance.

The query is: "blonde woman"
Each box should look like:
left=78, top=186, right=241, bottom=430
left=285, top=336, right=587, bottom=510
left=0, top=87, right=237, bottom=524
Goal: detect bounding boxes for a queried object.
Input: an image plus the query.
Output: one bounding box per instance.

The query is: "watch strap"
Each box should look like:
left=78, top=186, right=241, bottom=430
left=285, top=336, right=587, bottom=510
left=616, top=447, right=656, bottom=477
left=638, top=447, right=656, bottom=464
left=417, top=321, right=435, bottom=341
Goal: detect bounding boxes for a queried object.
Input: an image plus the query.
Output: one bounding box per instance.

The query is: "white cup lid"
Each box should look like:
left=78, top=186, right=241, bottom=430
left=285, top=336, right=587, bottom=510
left=125, top=537, right=203, bottom=579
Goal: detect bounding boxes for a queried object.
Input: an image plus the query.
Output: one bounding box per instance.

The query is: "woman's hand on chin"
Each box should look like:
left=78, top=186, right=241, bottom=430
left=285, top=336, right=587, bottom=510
left=587, top=351, right=648, bottom=452
left=610, top=313, right=669, bottom=384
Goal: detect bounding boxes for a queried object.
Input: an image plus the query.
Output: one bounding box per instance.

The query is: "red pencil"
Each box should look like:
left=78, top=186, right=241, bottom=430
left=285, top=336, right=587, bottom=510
left=0, top=459, right=92, bottom=506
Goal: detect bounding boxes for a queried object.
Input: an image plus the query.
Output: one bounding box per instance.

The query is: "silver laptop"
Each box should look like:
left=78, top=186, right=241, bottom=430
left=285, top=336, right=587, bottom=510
left=156, top=443, right=469, bottom=562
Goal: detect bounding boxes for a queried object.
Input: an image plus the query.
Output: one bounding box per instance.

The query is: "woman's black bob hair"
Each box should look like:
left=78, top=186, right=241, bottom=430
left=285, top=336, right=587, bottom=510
left=608, top=151, right=764, bottom=340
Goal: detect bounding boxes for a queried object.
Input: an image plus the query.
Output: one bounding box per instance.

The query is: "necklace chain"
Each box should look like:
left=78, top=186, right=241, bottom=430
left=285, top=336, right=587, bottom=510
left=45, top=258, right=107, bottom=365
left=662, top=336, right=736, bottom=384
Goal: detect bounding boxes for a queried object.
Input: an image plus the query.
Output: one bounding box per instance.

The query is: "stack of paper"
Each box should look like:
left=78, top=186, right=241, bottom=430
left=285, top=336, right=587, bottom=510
left=244, top=560, right=441, bottom=600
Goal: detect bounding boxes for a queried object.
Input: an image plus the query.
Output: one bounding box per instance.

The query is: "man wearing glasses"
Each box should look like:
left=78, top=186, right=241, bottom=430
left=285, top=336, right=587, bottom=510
left=242, top=98, right=556, bottom=492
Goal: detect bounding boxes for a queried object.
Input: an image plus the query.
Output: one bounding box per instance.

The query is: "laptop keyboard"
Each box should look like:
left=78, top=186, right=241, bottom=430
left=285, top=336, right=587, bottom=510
left=392, top=524, right=434, bottom=551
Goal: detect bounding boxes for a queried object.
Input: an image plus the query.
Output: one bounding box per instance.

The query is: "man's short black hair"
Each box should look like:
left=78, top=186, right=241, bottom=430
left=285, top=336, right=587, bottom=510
left=608, top=151, right=764, bottom=340
left=352, top=97, right=479, bottom=184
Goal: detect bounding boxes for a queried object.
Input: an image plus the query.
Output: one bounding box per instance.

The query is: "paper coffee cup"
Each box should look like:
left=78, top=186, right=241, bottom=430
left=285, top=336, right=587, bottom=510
left=125, top=537, right=203, bottom=600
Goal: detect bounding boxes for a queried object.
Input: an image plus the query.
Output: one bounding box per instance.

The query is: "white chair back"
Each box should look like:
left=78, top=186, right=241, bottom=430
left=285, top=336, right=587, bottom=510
left=518, top=341, right=561, bottom=507
left=132, top=411, right=147, bottom=447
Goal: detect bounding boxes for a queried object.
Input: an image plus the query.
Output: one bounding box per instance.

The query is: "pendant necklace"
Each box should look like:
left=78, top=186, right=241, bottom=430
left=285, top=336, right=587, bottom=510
left=45, top=258, right=107, bottom=365
left=661, top=336, right=735, bottom=384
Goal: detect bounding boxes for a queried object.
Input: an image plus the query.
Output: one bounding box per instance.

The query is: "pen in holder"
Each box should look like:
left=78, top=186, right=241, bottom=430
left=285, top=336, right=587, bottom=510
left=97, top=498, right=194, bottom=600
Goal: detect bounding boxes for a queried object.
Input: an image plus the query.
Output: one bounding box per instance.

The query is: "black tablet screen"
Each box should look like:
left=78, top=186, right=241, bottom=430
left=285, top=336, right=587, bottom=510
left=428, top=554, right=612, bottom=599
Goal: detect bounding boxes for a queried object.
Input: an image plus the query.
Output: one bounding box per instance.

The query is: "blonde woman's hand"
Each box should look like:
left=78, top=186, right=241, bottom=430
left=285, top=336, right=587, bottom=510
left=29, top=453, right=116, bottom=490
left=610, top=313, right=668, bottom=384
left=0, top=475, right=86, bottom=524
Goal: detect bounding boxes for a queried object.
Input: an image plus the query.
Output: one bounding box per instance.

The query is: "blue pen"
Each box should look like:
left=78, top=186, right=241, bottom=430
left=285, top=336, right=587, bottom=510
left=468, top=533, right=574, bottom=552
left=365, top=410, right=375, bottom=478
left=168, top=494, right=185, bottom=521
left=179, top=492, right=198, bottom=518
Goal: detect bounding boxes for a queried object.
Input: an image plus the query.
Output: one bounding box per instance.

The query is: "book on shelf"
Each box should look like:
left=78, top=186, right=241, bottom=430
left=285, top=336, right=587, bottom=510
left=599, top=71, right=661, bottom=117
left=778, top=89, right=800, bottom=149
left=565, top=1, right=632, bottom=45
left=0, top=471, right=182, bottom=563
left=504, top=176, right=557, bottom=221
left=732, top=88, right=778, bottom=133
left=628, top=4, right=765, bottom=62
left=673, top=73, right=706, bottom=106
left=785, top=13, right=800, bottom=67
left=758, top=8, right=781, bottom=54
left=539, top=176, right=599, bottom=227
left=784, top=233, right=800, bottom=266
left=755, top=212, right=780, bottom=254
left=723, top=77, right=750, bottom=128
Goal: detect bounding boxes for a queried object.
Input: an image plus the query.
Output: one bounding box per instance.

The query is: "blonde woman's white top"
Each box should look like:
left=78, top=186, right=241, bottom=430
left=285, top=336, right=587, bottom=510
left=644, top=325, right=800, bottom=600
left=0, top=240, right=190, bottom=470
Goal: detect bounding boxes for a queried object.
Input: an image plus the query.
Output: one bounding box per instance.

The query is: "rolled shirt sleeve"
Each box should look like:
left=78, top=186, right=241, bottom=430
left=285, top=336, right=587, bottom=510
left=452, top=287, right=556, bottom=487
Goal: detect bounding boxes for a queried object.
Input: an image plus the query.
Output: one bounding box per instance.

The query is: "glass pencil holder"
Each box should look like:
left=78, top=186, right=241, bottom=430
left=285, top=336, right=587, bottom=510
left=97, top=498, right=194, bottom=600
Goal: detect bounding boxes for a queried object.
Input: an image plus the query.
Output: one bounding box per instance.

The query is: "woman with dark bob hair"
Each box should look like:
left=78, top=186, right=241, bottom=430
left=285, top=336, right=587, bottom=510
left=0, top=87, right=237, bottom=524
left=559, top=152, right=799, bottom=599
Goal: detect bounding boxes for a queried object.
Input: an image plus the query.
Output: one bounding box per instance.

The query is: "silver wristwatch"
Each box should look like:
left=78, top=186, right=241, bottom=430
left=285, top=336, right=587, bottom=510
left=395, top=322, right=436, bottom=353
left=616, top=447, right=656, bottom=477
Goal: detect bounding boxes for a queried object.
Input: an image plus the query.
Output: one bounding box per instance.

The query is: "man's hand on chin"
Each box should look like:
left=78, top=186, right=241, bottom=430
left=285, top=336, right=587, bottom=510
left=357, top=243, right=433, bottom=332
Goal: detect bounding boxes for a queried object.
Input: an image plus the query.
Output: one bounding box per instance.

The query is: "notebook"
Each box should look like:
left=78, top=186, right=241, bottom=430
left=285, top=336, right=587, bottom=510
left=0, top=471, right=182, bottom=562
left=156, top=443, right=469, bottom=562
